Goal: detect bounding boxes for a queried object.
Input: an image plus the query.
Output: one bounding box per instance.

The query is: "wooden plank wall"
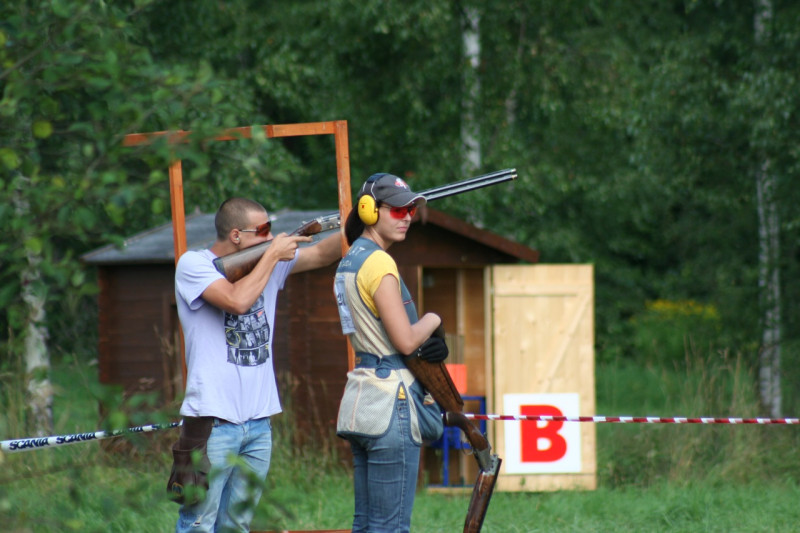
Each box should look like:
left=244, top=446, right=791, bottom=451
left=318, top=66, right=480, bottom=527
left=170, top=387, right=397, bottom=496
left=488, top=264, right=597, bottom=491
left=97, top=264, right=179, bottom=401
left=419, top=267, right=487, bottom=486
left=419, top=267, right=486, bottom=395
left=276, top=264, right=349, bottom=452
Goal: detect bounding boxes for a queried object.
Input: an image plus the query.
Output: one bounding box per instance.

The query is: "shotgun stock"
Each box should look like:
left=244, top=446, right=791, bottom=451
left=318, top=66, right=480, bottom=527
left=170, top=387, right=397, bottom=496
left=403, top=356, right=502, bottom=533
left=212, top=168, right=517, bottom=282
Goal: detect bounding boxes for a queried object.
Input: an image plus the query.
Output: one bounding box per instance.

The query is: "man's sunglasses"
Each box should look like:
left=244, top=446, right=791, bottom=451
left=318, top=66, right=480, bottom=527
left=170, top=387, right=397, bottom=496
left=383, top=205, right=417, bottom=220
left=239, top=221, right=272, bottom=237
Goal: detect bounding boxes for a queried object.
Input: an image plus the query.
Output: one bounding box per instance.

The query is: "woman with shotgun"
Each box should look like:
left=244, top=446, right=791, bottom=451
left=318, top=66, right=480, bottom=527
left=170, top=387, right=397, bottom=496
left=334, top=173, right=449, bottom=532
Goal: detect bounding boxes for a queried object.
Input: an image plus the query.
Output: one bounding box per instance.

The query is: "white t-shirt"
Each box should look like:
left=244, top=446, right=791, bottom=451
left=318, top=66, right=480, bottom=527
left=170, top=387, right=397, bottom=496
left=175, top=248, right=297, bottom=424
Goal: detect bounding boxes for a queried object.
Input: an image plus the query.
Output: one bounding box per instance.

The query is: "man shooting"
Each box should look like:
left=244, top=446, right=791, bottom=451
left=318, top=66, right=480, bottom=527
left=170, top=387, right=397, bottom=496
left=168, top=197, right=341, bottom=533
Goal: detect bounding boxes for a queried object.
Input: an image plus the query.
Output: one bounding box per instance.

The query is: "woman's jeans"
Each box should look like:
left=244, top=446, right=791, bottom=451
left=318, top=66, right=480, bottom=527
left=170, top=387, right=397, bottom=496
left=175, top=417, right=272, bottom=533
left=347, top=394, right=421, bottom=533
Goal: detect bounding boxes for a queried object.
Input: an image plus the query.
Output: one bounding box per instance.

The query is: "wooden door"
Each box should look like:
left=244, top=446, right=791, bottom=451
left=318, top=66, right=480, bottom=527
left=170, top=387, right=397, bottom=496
left=487, top=264, right=597, bottom=491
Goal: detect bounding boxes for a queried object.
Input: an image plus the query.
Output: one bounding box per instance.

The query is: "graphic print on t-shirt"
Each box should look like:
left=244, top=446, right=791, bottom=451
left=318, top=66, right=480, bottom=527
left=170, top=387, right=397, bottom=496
left=224, top=294, right=270, bottom=366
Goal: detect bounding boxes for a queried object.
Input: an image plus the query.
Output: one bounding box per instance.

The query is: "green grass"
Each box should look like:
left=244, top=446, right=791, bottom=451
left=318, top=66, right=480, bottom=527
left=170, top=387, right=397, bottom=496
left=3, top=355, right=800, bottom=531
left=4, top=455, right=800, bottom=532
left=474, top=482, right=800, bottom=532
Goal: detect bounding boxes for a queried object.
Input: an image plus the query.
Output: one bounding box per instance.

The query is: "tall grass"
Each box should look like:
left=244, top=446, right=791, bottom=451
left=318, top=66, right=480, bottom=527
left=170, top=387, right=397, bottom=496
left=0, top=358, right=354, bottom=532
left=595, top=298, right=800, bottom=487
left=3, top=345, right=800, bottom=531
left=596, top=350, right=800, bottom=488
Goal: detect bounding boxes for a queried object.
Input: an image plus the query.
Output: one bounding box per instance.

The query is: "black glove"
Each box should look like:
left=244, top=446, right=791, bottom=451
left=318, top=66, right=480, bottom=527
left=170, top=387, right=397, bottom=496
left=167, top=417, right=213, bottom=505
left=415, top=336, right=449, bottom=363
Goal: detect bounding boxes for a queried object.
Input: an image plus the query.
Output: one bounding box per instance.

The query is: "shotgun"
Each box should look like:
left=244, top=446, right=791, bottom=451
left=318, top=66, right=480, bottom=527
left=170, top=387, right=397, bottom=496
left=213, top=213, right=340, bottom=282
left=212, top=168, right=517, bottom=281
left=404, top=354, right=502, bottom=533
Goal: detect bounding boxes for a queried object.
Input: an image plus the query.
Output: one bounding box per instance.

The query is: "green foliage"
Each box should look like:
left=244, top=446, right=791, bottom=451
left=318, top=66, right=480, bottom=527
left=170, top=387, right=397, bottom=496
left=3, top=0, right=800, bottom=425
left=0, top=0, right=305, bottom=394
left=625, top=299, right=723, bottom=366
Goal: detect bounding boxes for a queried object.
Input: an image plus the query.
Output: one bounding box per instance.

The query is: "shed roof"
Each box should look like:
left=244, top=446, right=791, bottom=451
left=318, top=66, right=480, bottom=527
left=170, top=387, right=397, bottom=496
left=81, top=208, right=538, bottom=265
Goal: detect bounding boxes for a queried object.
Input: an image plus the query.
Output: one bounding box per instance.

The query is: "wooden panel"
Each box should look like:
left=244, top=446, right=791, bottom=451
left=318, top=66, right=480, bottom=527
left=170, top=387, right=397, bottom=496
left=272, top=285, right=291, bottom=377
left=421, top=268, right=457, bottom=333
left=419, top=267, right=486, bottom=395
left=489, top=264, right=596, bottom=491
left=461, top=269, right=485, bottom=395
left=392, top=225, right=520, bottom=267
left=97, top=265, right=175, bottom=399
left=97, top=267, right=113, bottom=383
left=279, top=268, right=349, bottom=451
left=417, top=267, right=488, bottom=486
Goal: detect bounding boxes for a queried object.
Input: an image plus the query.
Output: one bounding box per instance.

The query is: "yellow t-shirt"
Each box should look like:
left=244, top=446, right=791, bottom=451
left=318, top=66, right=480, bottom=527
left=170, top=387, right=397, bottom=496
left=356, top=250, right=400, bottom=316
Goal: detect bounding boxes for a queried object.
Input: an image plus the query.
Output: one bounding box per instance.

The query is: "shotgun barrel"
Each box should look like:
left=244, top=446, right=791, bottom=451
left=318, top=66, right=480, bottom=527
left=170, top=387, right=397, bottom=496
left=418, top=167, right=517, bottom=202
left=212, top=168, right=517, bottom=282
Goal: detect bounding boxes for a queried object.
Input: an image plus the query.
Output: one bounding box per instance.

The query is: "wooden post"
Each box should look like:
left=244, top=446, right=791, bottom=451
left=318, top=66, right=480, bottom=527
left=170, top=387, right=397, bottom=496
left=333, top=120, right=356, bottom=371
left=168, top=159, right=188, bottom=387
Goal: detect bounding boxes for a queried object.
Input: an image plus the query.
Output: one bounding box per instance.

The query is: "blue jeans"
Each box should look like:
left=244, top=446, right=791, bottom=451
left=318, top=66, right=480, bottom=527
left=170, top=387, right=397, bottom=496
left=175, top=417, right=272, bottom=533
left=347, top=395, right=421, bottom=533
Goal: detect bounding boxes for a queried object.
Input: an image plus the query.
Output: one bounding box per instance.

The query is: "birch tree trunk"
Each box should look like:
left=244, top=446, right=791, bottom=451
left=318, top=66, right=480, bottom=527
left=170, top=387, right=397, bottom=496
left=462, top=6, right=481, bottom=176
left=13, top=174, right=54, bottom=436
left=754, top=0, right=782, bottom=418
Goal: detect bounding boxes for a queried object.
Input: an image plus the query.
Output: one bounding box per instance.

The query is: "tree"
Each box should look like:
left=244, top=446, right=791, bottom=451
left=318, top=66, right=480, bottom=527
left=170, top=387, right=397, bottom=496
left=461, top=5, right=481, bottom=176
left=3, top=0, right=800, bottom=426
left=0, top=0, right=281, bottom=433
left=753, top=0, right=781, bottom=416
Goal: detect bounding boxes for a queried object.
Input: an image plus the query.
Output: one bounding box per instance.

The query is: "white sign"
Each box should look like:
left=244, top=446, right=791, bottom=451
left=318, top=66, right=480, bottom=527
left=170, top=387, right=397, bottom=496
left=503, top=393, right=582, bottom=474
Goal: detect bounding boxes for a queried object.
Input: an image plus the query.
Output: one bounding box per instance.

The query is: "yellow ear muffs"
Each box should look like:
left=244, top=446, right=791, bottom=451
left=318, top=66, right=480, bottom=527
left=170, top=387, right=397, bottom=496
left=356, top=173, right=386, bottom=225
left=357, top=194, right=379, bottom=225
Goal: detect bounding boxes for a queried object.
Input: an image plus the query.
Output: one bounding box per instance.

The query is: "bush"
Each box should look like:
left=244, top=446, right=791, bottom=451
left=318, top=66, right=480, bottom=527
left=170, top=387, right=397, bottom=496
left=628, top=299, right=722, bottom=367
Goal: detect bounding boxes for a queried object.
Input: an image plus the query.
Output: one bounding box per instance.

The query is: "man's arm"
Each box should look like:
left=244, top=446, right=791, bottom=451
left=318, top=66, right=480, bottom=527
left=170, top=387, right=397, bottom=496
left=204, top=234, right=308, bottom=314
left=292, top=232, right=343, bottom=274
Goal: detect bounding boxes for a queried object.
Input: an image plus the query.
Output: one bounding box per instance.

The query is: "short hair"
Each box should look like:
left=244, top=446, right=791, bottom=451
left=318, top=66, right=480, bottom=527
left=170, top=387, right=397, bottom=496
left=215, top=198, right=266, bottom=240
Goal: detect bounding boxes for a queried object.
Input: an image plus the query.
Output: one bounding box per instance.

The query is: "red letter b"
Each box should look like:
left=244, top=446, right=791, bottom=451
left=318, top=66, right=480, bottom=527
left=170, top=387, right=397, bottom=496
left=520, top=404, right=567, bottom=462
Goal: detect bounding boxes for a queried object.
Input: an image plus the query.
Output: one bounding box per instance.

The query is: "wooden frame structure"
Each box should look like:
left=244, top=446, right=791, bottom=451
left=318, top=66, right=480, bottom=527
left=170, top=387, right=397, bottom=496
left=123, top=120, right=354, bottom=385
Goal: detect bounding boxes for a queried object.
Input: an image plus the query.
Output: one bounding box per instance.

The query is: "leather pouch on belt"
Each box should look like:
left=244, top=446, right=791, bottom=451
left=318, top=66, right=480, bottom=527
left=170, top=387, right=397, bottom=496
left=166, top=417, right=213, bottom=505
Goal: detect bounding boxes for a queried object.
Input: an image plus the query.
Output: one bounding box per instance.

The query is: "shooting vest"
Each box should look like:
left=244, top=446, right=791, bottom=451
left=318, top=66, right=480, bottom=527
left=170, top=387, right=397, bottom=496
left=334, top=237, right=427, bottom=444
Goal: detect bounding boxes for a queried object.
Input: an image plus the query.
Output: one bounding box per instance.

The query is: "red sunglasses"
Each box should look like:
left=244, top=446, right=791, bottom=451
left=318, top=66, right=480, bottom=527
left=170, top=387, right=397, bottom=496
left=384, top=205, right=417, bottom=219
left=239, top=220, right=272, bottom=237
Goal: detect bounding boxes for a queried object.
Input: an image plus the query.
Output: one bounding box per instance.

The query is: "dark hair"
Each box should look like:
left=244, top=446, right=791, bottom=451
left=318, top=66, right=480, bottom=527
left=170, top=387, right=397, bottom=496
left=215, top=198, right=266, bottom=240
left=344, top=207, right=365, bottom=246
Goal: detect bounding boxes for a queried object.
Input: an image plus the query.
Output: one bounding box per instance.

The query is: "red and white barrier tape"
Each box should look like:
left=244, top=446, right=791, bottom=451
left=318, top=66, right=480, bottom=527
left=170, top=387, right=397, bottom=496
left=465, top=414, right=800, bottom=425
left=5, top=413, right=799, bottom=455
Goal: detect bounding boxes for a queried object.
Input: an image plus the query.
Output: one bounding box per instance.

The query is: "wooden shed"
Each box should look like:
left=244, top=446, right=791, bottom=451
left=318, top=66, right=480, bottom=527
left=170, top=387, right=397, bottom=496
left=81, top=206, right=545, bottom=483
left=82, top=207, right=600, bottom=491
